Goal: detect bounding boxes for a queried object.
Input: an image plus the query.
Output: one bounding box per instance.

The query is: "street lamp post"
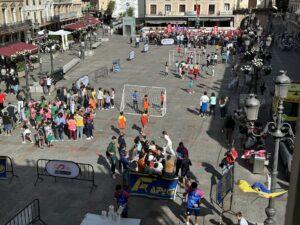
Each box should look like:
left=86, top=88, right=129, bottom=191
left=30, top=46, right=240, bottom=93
left=50, top=47, right=54, bottom=75
left=38, top=43, right=43, bottom=75
left=25, top=60, right=30, bottom=105
left=244, top=71, right=293, bottom=225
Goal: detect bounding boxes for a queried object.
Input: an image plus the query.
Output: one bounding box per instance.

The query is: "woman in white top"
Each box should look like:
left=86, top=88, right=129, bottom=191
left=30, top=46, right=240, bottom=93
left=209, top=92, right=217, bottom=116
left=199, top=91, right=209, bottom=117
left=97, top=88, right=104, bottom=110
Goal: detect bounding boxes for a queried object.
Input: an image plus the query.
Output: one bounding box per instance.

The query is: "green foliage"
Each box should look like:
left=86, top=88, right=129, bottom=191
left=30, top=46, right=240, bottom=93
left=107, top=1, right=115, bottom=14
left=16, top=61, right=26, bottom=72
left=126, top=7, right=134, bottom=17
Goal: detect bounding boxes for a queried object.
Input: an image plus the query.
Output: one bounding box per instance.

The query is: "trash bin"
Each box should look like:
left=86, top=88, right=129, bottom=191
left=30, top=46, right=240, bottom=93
left=252, top=155, right=265, bottom=174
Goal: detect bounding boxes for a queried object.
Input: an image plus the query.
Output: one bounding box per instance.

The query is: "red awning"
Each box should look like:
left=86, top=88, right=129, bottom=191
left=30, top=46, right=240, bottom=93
left=0, top=42, right=38, bottom=58
left=63, top=15, right=101, bottom=31
left=63, top=22, right=86, bottom=31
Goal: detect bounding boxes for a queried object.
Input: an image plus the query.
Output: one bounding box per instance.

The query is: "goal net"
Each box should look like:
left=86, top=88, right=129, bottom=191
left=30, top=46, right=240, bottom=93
left=120, top=84, right=167, bottom=117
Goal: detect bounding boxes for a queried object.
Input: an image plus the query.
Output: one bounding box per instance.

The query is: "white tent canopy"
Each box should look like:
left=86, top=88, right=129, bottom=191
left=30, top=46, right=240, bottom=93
left=37, top=29, right=72, bottom=50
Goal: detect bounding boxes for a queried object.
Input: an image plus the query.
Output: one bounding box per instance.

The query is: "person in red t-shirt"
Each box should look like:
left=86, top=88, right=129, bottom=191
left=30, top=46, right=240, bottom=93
left=0, top=90, right=7, bottom=110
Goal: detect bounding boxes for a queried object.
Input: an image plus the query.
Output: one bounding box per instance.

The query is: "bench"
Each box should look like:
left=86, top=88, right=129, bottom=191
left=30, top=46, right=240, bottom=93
left=91, top=41, right=102, bottom=49
left=63, top=58, right=80, bottom=74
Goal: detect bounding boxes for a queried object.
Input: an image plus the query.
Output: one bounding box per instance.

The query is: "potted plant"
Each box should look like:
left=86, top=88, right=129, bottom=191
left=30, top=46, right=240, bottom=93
left=251, top=58, right=263, bottom=71
left=241, top=65, right=252, bottom=74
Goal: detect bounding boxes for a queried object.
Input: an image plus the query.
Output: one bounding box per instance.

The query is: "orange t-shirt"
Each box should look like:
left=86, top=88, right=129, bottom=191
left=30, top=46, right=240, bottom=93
left=140, top=114, right=149, bottom=126
left=89, top=98, right=96, bottom=109
left=143, top=99, right=150, bottom=109
left=118, top=116, right=126, bottom=129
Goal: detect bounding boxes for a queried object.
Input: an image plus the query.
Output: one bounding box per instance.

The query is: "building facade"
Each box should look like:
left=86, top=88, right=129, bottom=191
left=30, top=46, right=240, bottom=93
left=112, top=0, right=145, bottom=18
left=145, top=0, right=235, bottom=27
left=0, top=0, right=32, bottom=45
left=286, top=0, right=300, bottom=37
left=23, top=0, right=54, bottom=30
left=53, top=0, right=83, bottom=27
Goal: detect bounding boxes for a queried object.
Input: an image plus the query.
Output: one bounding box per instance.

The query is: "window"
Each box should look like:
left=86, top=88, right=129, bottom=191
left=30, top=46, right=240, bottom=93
left=208, top=4, right=215, bottom=14
left=150, top=4, right=157, bottom=15
left=11, top=8, right=14, bottom=23
left=179, top=4, right=186, bottom=13
left=224, top=3, right=230, bottom=11
left=165, top=4, right=171, bottom=14
left=2, top=9, right=6, bottom=24
left=33, top=0, right=35, bottom=5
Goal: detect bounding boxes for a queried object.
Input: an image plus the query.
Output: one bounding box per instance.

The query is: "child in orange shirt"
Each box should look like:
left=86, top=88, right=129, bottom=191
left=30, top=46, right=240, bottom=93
left=140, top=110, right=149, bottom=134
left=118, top=111, right=126, bottom=135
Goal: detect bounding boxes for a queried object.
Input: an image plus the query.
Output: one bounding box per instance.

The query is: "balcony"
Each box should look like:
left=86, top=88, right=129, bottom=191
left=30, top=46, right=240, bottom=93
left=55, top=12, right=79, bottom=21
left=0, top=20, right=32, bottom=35
left=53, top=0, right=73, bottom=4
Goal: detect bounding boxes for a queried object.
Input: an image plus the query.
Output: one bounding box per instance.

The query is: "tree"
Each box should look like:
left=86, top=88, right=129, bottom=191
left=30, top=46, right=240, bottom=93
left=126, top=7, right=135, bottom=17
left=107, top=1, right=116, bottom=14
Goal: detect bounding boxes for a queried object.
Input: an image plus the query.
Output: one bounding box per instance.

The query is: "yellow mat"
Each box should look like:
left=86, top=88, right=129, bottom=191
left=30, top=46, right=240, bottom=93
left=237, top=180, right=287, bottom=198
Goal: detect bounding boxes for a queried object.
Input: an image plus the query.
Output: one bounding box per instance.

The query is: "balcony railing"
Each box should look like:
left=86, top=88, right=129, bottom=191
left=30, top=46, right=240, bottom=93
left=0, top=19, right=32, bottom=34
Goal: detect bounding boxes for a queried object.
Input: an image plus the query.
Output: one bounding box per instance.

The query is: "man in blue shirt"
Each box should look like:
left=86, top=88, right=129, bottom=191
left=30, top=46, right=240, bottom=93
left=184, top=182, right=204, bottom=225
left=131, top=90, right=139, bottom=112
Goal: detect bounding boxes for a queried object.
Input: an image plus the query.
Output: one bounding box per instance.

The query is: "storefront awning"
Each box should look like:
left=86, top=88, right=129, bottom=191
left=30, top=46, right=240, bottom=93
left=0, top=42, right=38, bottom=58
left=145, top=20, right=187, bottom=25
left=188, top=17, right=232, bottom=21
left=63, top=15, right=101, bottom=31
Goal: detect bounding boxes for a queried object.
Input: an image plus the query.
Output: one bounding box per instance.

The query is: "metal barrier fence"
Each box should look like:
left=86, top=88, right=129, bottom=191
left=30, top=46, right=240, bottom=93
left=90, top=66, right=109, bottom=83
left=35, top=159, right=97, bottom=192
left=0, top=155, right=18, bottom=183
left=4, top=199, right=46, bottom=225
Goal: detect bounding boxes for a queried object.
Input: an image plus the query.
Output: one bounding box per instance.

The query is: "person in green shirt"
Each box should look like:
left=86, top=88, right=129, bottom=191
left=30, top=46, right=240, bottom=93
left=106, top=136, right=117, bottom=179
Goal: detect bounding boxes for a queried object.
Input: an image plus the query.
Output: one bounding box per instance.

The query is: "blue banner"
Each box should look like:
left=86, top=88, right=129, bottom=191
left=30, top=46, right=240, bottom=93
left=129, top=172, right=178, bottom=200
left=0, top=157, right=7, bottom=179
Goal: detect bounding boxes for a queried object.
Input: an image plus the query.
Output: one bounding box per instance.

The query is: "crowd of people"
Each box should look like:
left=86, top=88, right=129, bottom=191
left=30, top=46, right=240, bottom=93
left=0, top=82, right=117, bottom=148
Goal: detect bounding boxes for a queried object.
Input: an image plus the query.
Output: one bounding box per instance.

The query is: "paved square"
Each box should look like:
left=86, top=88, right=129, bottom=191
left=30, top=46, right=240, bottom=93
left=0, top=35, right=290, bottom=225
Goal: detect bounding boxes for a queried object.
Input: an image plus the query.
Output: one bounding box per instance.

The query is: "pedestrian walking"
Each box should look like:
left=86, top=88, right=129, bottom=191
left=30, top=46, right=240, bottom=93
left=219, top=96, right=228, bottom=118
left=184, top=182, right=204, bottom=225
left=114, top=184, right=129, bottom=218
left=175, top=142, right=189, bottom=176
left=106, top=136, right=117, bottom=179
left=188, top=78, right=194, bottom=94
left=162, top=131, right=175, bottom=155
left=46, top=76, right=52, bottom=95
left=199, top=91, right=209, bottom=117
left=222, top=115, right=236, bottom=147
left=209, top=92, right=217, bottom=116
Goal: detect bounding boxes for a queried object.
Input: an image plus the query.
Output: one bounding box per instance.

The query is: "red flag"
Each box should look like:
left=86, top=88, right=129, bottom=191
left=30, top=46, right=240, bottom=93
left=196, top=2, right=200, bottom=17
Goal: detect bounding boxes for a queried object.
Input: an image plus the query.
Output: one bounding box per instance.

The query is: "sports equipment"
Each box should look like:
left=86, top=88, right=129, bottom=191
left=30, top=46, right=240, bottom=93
left=120, top=84, right=167, bottom=117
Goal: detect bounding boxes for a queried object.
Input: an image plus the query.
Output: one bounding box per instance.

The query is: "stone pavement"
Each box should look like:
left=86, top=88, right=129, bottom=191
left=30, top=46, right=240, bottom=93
left=0, top=35, right=292, bottom=225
